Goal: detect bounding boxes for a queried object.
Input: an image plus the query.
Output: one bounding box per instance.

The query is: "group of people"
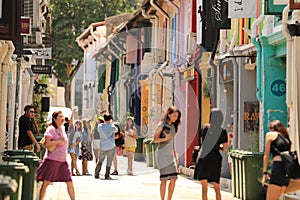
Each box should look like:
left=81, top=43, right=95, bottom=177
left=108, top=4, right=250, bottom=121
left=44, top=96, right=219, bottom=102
left=17, top=104, right=293, bottom=200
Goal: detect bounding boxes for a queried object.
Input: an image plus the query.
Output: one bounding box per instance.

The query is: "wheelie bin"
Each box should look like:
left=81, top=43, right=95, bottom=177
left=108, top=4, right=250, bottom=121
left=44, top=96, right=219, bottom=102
left=143, top=138, right=153, bottom=167
left=3, top=155, right=41, bottom=200
left=0, top=161, right=29, bottom=200
left=0, top=175, right=18, bottom=200
left=240, top=151, right=264, bottom=200
left=151, top=141, right=159, bottom=169
left=134, top=136, right=145, bottom=161
left=229, top=150, right=238, bottom=197
left=4, top=149, right=36, bottom=157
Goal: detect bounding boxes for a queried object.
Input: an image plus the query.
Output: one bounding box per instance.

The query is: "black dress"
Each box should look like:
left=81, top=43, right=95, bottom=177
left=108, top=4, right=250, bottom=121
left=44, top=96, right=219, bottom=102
left=194, top=126, right=228, bottom=183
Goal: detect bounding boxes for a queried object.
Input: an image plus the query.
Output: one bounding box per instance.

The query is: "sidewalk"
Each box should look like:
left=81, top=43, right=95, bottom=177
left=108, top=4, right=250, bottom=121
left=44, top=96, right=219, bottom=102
left=36, top=155, right=238, bottom=200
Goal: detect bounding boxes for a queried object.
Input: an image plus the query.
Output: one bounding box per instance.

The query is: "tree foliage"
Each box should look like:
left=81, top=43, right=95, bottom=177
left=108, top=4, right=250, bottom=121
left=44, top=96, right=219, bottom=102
left=49, top=0, right=140, bottom=107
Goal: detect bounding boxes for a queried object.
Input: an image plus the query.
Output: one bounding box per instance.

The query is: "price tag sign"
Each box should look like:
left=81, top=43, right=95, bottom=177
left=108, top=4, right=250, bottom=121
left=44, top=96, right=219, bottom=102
left=271, top=80, right=286, bottom=96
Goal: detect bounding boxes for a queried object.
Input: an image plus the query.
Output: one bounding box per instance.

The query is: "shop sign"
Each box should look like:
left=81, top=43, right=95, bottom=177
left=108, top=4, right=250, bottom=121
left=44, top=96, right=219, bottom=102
left=244, top=102, right=259, bottom=133
left=31, top=64, right=52, bottom=74
left=219, top=60, right=233, bottom=83
left=31, top=48, right=52, bottom=59
left=183, top=66, right=195, bottom=81
left=21, top=16, right=31, bottom=35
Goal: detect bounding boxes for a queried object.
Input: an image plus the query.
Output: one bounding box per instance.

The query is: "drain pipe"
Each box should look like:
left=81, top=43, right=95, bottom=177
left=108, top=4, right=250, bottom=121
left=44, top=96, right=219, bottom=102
left=193, top=50, right=202, bottom=146
left=150, top=0, right=170, bottom=61
left=142, top=8, right=158, bottom=61
left=282, top=5, right=292, bottom=108
left=251, top=14, right=265, bottom=102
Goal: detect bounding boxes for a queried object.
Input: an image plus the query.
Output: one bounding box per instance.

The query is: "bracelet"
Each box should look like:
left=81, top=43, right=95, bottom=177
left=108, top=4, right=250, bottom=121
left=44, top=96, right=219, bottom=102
left=263, top=171, right=268, bottom=175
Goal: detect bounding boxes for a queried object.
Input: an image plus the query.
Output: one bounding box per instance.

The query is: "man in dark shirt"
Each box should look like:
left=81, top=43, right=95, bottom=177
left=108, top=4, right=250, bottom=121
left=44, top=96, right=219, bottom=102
left=18, top=105, right=41, bottom=152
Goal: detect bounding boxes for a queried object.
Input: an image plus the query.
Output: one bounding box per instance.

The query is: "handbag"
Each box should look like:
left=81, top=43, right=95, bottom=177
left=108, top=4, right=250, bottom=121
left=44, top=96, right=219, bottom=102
left=159, top=119, right=171, bottom=138
left=40, top=129, right=61, bottom=152
left=40, top=137, right=56, bottom=152
left=275, top=134, right=300, bottom=179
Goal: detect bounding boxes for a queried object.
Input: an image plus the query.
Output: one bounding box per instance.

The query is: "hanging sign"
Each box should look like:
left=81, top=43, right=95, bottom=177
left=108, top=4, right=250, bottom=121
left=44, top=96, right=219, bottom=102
left=228, top=0, right=257, bottom=18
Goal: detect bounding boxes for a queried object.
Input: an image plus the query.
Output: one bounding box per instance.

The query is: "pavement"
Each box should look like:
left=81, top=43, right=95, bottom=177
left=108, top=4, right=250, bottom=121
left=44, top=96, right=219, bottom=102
left=35, top=155, right=238, bottom=200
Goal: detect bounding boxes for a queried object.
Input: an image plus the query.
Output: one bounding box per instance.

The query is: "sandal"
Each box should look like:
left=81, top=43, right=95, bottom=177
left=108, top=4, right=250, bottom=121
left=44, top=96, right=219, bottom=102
left=111, top=170, right=118, bottom=175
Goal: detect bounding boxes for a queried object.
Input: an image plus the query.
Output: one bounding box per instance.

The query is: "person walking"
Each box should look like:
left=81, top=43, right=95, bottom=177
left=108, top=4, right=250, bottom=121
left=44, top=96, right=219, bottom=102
left=153, top=106, right=182, bottom=200
left=18, top=105, right=41, bottom=152
left=36, top=111, right=75, bottom=200
left=194, top=108, right=228, bottom=200
left=111, top=122, right=125, bottom=175
left=80, top=119, right=93, bottom=175
left=68, top=120, right=82, bottom=176
left=123, top=116, right=138, bottom=175
left=92, top=116, right=103, bottom=164
left=94, top=113, right=118, bottom=180
left=262, top=120, right=291, bottom=200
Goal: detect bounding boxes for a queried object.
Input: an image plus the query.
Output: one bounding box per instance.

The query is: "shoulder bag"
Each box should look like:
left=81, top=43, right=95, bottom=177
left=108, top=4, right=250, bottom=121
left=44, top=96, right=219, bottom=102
left=274, top=134, right=300, bottom=179
left=40, top=129, right=61, bottom=152
left=159, top=119, right=171, bottom=138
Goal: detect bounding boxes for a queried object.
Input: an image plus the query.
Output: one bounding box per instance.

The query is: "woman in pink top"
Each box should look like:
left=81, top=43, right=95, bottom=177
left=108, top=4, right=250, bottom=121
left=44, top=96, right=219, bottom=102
left=36, top=111, right=75, bottom=200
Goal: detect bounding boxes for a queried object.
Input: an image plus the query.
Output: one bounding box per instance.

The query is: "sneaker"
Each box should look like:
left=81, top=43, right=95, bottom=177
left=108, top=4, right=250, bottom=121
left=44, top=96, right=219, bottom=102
left=94, top=174, right=99, bottom=179
left=111, top=171, right=118, bottom=175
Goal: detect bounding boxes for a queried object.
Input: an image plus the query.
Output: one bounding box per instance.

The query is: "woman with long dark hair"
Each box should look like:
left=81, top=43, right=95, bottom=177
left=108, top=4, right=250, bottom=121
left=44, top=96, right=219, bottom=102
left=123, top=116, right=138, bottom=175
left=36, top=111, right=75, bottom=200
left=153, top=106, right=181, bottom=200
left=262, top=120, right=291, bottom=200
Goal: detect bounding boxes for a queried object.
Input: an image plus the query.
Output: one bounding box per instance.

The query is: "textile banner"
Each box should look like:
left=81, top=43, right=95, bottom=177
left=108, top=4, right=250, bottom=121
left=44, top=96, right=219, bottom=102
left=228, top=0, right=257, bottom=18
left=205, top=0, right=231, bottom=29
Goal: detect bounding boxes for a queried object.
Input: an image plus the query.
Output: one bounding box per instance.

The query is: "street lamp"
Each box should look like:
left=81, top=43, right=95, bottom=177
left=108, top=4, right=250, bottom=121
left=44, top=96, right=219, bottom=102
left=290, top=0, right=300, bottom=9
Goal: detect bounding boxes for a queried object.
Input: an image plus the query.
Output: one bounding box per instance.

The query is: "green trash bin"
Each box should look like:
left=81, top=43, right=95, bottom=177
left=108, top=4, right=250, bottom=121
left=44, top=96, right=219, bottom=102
left=0, top=175, right=18, bottom=199
left=151, top=141, right=159, bottom=169
left=240, top=151, right=264, bottom=200
left=134, top=136, right=145, bottom=161
left=3, top=155, right=41, bottom=200
left=4, top=150, right=36, bottom=157
left=0, top=161, right=29, bottom=200
left=143, top=138, right=153, bottom=167
left=230, top=150, right=238, bottom=198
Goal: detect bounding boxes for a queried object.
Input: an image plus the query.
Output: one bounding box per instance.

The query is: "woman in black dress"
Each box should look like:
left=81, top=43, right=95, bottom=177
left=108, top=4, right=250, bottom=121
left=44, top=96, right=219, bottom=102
left=194, top=108, right=228, bottom=200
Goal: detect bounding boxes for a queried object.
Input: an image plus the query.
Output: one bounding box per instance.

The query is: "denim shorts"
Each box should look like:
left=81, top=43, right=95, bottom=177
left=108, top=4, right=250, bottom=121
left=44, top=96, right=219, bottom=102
left=270, top=161, right=290, bottom=186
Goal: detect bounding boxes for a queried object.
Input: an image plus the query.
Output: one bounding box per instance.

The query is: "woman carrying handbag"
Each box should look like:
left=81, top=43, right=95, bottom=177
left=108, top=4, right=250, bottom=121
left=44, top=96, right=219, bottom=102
left=262, top=120, right=291, bottom=200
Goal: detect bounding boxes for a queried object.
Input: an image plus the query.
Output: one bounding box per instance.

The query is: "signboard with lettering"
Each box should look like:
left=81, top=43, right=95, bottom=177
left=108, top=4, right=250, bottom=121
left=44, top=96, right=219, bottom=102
left=30, top=48, right=52, bottom=59
left=21, top=16, right=31, bottom=36
left=228, top=0, right=256, bottom=18
left=31, top=65, right=52, bottom=74
left=244, top=101, right=259, bottom=133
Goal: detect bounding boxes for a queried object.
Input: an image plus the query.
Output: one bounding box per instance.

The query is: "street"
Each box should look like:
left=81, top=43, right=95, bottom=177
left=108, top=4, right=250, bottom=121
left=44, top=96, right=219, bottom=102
left=36, top=156, right=238, bottom=200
